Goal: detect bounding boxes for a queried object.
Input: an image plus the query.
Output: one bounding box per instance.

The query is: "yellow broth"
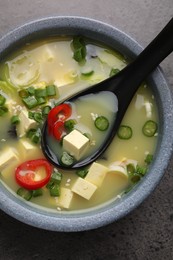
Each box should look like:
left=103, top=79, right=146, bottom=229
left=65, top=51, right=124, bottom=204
left=0, top=37, right=158, bottom=211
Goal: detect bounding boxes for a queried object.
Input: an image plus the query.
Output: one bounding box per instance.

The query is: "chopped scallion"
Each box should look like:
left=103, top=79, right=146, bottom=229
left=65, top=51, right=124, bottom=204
left=17, top=187, right=33, bottom=201
left=46, top=85, right=56, bottom=96
left=72, top=36, right=86, bottom=63
left=49, top=183, right=61, bottom=197
left=60, top=151, right=75, bottom=167
left=27, top=86, right=35, bottom=96
left=0, top=94, right=6, bottom=106
left=18, top=89, right=29, bottom=98
left=109, top=68, right=120, bottom=77
left=37, top=97, right=46, bottom=105
left=51, top=171, right=62, bottom=184
left=32, top=188, right=43, bottom=197
left=145, top=154, right=153, bottom=165
left=33, top=112, right=43, bottom=123
left=42, top=105, right=51, bottom=117
left=94, top=116, right=109, bottom=131
left=76, top=169, right=88, bottom=178
left=22, top=96, right=38, bottom=109
left=64, top=119, right=77, bottom=132
left=35, top=88, right=47, bottom=98
left=0, top=106, right=8, bottom=116
left=11, top=115, right=20, bottom=125
left=142, top=120, right=158, bottom=137
left=117, top=125, right=132, bottom=140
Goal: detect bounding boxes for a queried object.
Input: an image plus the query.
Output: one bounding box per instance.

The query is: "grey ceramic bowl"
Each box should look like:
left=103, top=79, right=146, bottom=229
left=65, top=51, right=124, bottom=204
left=0, top=16, right=173, bottom=232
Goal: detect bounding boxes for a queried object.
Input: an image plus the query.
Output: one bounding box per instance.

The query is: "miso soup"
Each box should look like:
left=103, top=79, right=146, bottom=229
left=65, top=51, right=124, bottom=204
left=0, top=36, right=158, bottom=211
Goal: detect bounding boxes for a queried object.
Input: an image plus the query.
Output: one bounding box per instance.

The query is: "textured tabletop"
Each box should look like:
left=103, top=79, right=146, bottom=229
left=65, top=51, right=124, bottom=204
left=0, top=1, right=173, bottom=259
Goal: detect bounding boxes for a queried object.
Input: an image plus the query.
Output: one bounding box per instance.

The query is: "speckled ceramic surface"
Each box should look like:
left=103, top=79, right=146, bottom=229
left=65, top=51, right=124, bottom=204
left=0, top=16, right=173, bottom=232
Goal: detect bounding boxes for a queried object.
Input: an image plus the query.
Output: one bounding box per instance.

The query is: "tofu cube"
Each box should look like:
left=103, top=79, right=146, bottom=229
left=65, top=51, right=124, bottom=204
left=5, top=99, right=17, bottom=114
left=19, top=139, right=37, bottom=158
left=16, top=109, right=37, bottom=137
left=1, top=163, right=18, bottom=181
left=72, top=177, right=97, bottom=200
left=85, top=162, right=108, bottom=187
left=58, top=188, right=73, bottom=209
left=63, top=129, right=89, bottom=160
left=42, top=44, right=55, bottom=62
left=0, top=147, right=18, bottom=171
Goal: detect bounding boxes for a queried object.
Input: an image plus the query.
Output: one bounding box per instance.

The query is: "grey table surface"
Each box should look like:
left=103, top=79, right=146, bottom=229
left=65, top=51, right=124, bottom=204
left=0, top=0, right=173, bottom=259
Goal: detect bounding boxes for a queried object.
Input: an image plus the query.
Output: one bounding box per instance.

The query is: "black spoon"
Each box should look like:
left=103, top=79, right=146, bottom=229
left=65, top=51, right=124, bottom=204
left=41, top=18, right=173, bottom=169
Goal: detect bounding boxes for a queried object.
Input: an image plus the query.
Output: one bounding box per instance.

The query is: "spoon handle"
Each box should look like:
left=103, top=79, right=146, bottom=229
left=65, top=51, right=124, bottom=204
left=116, top=17, right=173, bottom=101
left=128, top=18, right=173, bottom=81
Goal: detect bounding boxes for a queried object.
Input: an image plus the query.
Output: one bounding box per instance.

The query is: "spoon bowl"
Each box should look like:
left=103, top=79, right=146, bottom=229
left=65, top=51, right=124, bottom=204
left=41, top=18, right=173, bottom=169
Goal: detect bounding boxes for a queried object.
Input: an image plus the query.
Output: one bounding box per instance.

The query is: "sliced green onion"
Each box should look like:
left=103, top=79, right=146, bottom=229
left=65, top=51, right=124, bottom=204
left=18, top=89, right=29, bottom=98
left=33, top=112, right=43, bottom=123
left=31, top=128, right=41, bottom=144
left=28, top=111, right=34, bottom=120
left=42, top=105, right=51, bottom=117
left=46, top=85, right=56, bottom=96
left=0, top=106, right=8, bottom=116
left=72, top=36, right=86, bottom=63
left=117, top=125, right=132, bottom=140
left=26, top=128, right=37, bottom=138
left=109, top=68, right=120, bottom=77
left=27, top=86, right=35, bottom=96
left=51, top=171, right=62, bottom=184
left=142, top=120, right=158, bottom=137
left=130, top=173, right=141, bottom=183
left=64, top=119, right=77, bottom=132
left=26, top=128, right=41, bottom=144
left=136, top=165, right=147, bottom=176
left=49, top=183, right=61, bottom=197
left=11, top=115, right=20, bottom=125
left=76, top=169, right=88, bottom=178
left=0, top=94, right=6, bottom=106
left=35, top=88, right=47, bottom=98
left=22, top=96, right=38, bottom=109
left=17, top=187, right=33, bottom=201
left=94, top=116, right=109, bottom=131
left=81, top=67, right=94, bottom=77
left=126, top=163, right=136, bottom=174
left=145, top=154, right=153, bottom=165
left=60, top=151, right=75, bottom=167
left=32, top=188, right=43, bottom=197
left=81, top=70, right=94, bottom=76
left=37, top=97, right=46, bottom=105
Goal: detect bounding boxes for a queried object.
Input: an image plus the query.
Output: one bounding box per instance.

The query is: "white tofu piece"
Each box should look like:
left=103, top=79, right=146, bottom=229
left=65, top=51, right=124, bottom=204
left=85, top=162, right=108, bottom=187
left=16, top=109, right=37, bottom=137
left=42, top=44, right=55, bottom=62
left=58, top=187, right=73, bottom=209
left=0, top=147, right=18, bottom=171
left=5, top=99, right=17, bottom=114
left=54, top=80, right=74, bottom=97
left=1, top=162, right=18, bottom=180
left=19, top=139, right=37, bottom=158
left=63, top=129, right=89, bottom=160
left=72, top=177, right=97, bottom=200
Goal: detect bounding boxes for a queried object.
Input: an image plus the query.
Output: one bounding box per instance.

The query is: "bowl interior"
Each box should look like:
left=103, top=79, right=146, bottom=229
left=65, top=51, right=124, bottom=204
left=0, top=16, right=173, bottom=232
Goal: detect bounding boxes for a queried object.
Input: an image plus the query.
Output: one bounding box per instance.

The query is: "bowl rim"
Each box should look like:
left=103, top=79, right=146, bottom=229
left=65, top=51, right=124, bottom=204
left=0, top=16, right=173, bottom=232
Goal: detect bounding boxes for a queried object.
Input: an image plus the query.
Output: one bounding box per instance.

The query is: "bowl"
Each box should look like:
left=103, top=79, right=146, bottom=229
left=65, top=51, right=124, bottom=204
left=0, top=16, right=173, bottom=232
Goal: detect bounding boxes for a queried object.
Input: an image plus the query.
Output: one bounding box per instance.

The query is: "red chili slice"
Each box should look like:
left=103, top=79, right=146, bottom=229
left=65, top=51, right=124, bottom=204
left=48, top=103, right=72, bottom=134
left=15, top=159, right=53, bottom=190
left=53, top=120, right=65, bottom=140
